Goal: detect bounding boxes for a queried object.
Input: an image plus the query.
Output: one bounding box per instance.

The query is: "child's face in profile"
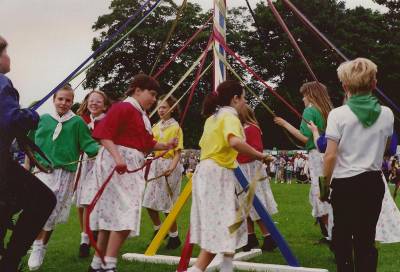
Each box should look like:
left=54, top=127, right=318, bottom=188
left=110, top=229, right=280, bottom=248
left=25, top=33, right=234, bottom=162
left=134, top=88, right=157, bottom=111
left=53, top=89, right=74, bottom=116
left=302, top=95, right=310, bottom=107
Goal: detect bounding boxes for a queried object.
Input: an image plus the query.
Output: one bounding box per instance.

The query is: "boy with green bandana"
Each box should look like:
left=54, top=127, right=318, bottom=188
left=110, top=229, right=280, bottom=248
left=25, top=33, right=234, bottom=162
left=323, top=58, right=393, bottom=272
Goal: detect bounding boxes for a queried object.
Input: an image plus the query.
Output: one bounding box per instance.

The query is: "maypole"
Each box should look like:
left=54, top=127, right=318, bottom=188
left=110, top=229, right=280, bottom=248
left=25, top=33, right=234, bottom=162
left=213, top=0, right=227, bottom=91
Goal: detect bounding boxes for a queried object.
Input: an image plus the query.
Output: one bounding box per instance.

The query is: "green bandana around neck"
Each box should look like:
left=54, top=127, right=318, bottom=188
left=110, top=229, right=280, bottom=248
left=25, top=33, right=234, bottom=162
left=346, top=93, right=381, bottom=127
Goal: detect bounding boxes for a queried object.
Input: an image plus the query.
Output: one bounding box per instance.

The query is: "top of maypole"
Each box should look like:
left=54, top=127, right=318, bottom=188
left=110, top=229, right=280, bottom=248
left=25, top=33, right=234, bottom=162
left=213, top=0, right=227, bottom=92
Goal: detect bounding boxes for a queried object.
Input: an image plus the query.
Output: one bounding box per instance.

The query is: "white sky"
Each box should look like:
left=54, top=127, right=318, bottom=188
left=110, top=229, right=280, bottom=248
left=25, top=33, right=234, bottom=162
left=0, top=0, right=387, bottom=114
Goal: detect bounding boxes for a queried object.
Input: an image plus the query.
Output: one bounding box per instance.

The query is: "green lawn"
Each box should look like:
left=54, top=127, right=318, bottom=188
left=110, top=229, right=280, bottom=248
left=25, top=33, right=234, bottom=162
left=17, top=180, right=400, bottom=272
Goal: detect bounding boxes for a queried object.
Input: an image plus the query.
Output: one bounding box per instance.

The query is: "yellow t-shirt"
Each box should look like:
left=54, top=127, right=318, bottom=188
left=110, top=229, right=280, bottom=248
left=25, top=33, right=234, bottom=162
left=153, top=119, right=184, bottom=159
left=199, top=109, right=244, bottom=169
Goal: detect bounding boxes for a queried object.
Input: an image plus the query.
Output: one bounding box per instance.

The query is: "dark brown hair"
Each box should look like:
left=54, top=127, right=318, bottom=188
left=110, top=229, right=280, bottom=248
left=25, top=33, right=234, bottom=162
left=202, top=80, right=244, bottom=117
left=158, top=94, right=181, bottom=120
left=0, top=36, right=7, bottom=55
left=125, top=74, right=161, bottom=96
left=77, top=90, right=111, bottom=116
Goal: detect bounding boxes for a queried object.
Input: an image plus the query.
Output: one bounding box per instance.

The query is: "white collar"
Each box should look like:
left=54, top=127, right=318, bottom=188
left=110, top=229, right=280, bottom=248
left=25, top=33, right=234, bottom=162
left=88, top=113, right=106, bottom=130
left=124, top=97, right=152, bottom=134
left=50, top=110, right=76, bottom=141
left=217, top=106, right=238, bottom=116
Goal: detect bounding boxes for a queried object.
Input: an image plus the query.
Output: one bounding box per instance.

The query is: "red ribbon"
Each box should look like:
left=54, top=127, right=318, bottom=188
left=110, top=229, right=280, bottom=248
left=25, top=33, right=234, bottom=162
left=177, top=229, right=193, bottom=272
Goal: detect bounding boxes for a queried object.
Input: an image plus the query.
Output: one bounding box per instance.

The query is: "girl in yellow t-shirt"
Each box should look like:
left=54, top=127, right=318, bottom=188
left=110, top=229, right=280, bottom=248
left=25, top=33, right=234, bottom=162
left=188, top=81, right=270, bottom=272
left=142, top=95, right=183, bottom=250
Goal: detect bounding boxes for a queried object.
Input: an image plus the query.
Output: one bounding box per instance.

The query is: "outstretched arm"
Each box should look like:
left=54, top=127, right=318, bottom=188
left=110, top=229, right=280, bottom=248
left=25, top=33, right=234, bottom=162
left=274, top=117, right=308, bottom=144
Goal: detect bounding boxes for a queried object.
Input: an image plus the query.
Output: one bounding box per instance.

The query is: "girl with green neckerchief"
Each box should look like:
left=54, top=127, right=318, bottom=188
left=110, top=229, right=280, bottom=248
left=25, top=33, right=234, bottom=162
left=274, top=81, right=333, bottom=243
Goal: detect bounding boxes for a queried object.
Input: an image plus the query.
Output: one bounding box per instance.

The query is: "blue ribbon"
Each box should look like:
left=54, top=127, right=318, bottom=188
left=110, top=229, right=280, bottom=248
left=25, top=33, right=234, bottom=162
left=234, top=167, right=300, bottom=267
left=32, top=0, right=159, bottom=111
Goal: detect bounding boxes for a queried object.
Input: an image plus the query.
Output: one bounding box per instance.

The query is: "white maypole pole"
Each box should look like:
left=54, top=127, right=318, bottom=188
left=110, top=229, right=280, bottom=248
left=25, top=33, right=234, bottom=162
left=213, top=0, right=227, bottom=92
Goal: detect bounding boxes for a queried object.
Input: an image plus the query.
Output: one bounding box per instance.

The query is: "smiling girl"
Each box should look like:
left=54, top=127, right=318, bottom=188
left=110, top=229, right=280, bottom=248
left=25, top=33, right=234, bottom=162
left=75, top=90, right=110, bottom=258
left=27, top=85, right=99, bottom=271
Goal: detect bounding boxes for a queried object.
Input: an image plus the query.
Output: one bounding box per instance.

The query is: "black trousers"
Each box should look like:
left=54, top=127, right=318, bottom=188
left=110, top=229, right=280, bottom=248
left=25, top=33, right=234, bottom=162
left=331, top=171, right=385, bottom=272
left=0, top=157, right=56, bottom=271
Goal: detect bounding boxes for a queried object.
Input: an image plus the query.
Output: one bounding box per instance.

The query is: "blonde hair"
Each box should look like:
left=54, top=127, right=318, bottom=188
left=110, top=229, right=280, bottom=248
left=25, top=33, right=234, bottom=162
left=300, top=82, right=333, bottom=123
left=77, top=90, right=110, bottom=116
left=337, top=58, right=377, bottom=94
left=240, top=105, right=259, bottom=128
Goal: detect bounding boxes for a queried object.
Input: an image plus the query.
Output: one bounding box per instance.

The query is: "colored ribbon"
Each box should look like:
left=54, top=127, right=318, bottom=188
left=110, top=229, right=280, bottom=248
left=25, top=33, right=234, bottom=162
left=281, top=0, right=400, bottom=116
left=153, top=15, right=213, bottom=79
left=32, top=0, right=159, bottom=111
left=150, top=0, right=188, bottom=75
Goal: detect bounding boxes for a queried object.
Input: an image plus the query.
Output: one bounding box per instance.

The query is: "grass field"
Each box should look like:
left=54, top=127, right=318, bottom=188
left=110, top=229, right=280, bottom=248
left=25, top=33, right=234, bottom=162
left=18, top=180, right=400, bottom=272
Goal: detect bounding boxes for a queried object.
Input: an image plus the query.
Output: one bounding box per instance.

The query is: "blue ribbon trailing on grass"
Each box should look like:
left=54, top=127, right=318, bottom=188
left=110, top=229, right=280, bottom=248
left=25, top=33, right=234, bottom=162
left=234, top=167, right=300, bottom=267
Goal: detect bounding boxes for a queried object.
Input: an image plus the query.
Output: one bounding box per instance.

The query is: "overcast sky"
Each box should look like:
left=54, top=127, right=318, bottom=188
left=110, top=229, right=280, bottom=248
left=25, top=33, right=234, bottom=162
left=0, top=0, right=387, bottom=114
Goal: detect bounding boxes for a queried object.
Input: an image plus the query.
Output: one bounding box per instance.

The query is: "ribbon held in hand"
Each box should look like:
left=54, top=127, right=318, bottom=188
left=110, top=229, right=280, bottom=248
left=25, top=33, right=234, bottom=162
left=319, top=176, right=330, bottom=202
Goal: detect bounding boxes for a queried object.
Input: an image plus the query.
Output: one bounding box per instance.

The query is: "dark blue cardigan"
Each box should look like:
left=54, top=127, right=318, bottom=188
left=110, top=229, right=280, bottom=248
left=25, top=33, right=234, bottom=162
left=0, top=74, right=39, bottom=156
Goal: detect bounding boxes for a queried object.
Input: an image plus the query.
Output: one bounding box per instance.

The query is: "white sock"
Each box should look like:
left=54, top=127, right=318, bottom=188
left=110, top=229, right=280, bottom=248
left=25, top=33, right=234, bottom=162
left=153, top=224, right=161, bottom=231
left=81, top=232, right=89, bottom=245
left=187, top=266, right=203, bottom=272
left=169, top=231, right=179, bottom=238
left=220, top=256, right=233, bottom=272
left=263, top=233, right=271, bottom=238
left=90, top=255, right=102, bottom=269
left=102, top=256, right=117, bottom=269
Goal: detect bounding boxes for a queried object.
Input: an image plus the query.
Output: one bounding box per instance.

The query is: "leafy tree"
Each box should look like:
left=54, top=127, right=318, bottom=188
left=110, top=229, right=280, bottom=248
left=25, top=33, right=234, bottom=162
left=85, top=0, right=400, bottom=148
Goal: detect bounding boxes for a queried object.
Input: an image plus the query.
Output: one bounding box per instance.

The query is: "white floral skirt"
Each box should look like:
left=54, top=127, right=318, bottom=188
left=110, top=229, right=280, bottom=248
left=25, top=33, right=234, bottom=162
left=142, top=157, right=182, bottom=213
left=74, top=153, right=96, bottom=207
left=88, top=146, right=145, bottom=236
left=375, top=176, right=400, bottom=243
left=36, top=169, right=75, bottom=231
left=238, top=161, right=278, bottom=221
left=190, top=159, right=247, bottom=254
left=308, top=149, right=331, bottom=218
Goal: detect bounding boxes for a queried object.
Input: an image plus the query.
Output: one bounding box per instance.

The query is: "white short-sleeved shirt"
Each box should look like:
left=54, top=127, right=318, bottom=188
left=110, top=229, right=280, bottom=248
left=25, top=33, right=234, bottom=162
left=326, top=105, right=394, bottom=179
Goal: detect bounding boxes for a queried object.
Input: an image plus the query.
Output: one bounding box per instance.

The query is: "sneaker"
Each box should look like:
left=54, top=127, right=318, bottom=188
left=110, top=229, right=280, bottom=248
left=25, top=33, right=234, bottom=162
left=166, top=236, right=181, bottom=250
left=87, top=266, right=103, bottom=272
left=28, top=243, right=47, bottom=271
left=79, top=243, right=90, bottom=258
left=261, top=235, right=277, bottom=252
left=242, top=233, right=259, bottom=252
left=102, top=268, right=117, bottom=272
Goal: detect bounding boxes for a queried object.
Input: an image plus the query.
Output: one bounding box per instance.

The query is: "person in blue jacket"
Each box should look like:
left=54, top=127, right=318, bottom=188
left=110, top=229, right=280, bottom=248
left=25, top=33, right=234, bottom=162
left=0, top=35, right=56, bottom=272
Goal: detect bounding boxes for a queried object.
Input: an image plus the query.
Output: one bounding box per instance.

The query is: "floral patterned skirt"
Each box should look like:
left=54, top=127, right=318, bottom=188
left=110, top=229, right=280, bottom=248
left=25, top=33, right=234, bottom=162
left=142, top=157, right=182, bottom=213
left=74, top=153, right=96, bottom=207
left=190, top=159, right=247, bottom=254
left=238, top=161, right=278, bottom=221
left=88, top=146, right=145, bottom=236
left=308, top=149, right=331, bottom=218
left=36, top=169, right=75, bottom=231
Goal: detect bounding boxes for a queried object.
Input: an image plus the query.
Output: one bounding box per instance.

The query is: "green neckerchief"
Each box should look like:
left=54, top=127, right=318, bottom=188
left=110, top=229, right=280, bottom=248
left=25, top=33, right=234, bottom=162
left=346, top=93, right=381, bottom=127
